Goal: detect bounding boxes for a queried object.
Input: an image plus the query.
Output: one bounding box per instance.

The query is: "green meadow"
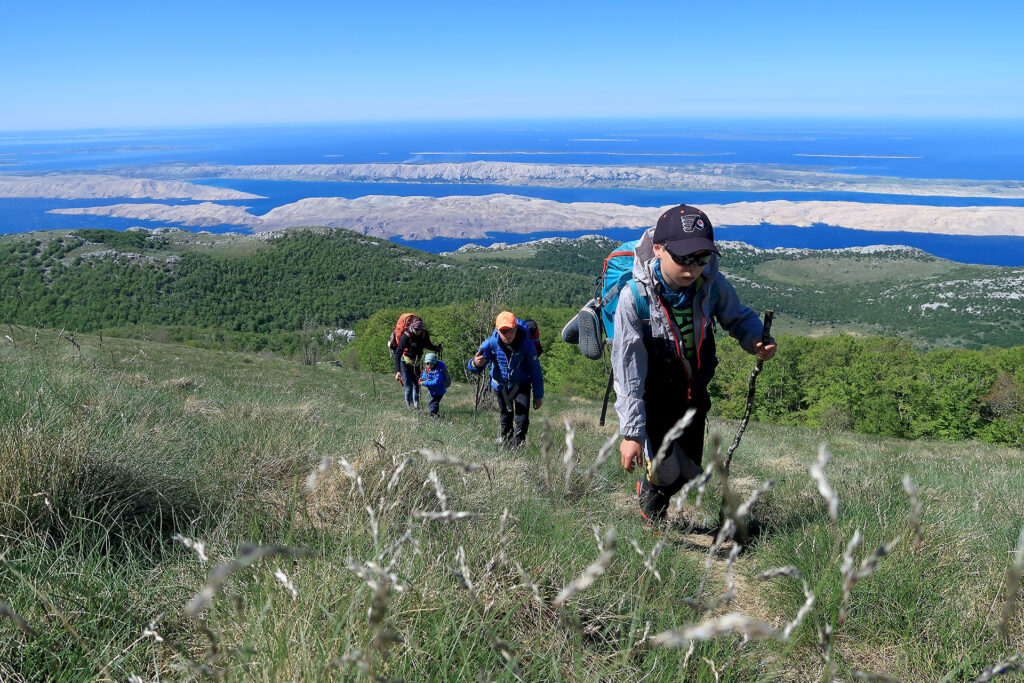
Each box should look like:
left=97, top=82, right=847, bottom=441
left=2, top=330, right=1022, bottom=681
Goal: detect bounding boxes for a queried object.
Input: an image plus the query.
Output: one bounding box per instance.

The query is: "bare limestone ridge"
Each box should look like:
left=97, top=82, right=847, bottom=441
left=47, top=193, right=1024, bottom=237
left=112, top=160, right=1024, bottom=198
left=0, top=173, right=263, bottom=200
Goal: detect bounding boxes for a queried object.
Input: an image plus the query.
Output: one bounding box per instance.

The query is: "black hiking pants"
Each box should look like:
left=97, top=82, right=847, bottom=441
left=638, top=385, right=710, bottom=523
left=496, top=384, right=531, bottom=447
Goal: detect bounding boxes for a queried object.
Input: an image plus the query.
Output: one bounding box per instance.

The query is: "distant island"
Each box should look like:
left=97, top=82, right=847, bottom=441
left=111, top=160, right=1024, bottom=198
left=49, top=193, right=1024, bottom=238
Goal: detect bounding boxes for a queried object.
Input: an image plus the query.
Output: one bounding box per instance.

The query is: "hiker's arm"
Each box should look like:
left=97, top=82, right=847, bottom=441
left=611, top=285, right=648, bottom=441
left=467, top=343, right=489, bottom=374
left=423, top=332, right=440, bottom=352
left=394, top=333, right=407, bottom=374
left=713, top=274, right=764, bottom=355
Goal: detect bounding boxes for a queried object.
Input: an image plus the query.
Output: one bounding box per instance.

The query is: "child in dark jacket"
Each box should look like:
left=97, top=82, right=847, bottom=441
left=418, top=353, right=447, bottom=417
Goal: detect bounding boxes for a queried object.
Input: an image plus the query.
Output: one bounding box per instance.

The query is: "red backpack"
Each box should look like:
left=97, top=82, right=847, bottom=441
left=522, top=318, right=543, bottom=356
left=388, top=313, right=421, bottom=354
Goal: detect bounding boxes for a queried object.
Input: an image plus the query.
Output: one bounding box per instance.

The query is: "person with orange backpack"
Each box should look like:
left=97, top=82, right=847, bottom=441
left=390, top=315, right=440, bottom=409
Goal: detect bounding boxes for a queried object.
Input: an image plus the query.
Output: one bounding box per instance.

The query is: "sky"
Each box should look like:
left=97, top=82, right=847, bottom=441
left=2, top=0, right=1023, bottom=130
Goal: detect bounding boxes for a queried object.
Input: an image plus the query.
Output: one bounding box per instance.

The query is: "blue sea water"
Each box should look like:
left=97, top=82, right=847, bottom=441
left=2, top=119, right=1023, bottom=264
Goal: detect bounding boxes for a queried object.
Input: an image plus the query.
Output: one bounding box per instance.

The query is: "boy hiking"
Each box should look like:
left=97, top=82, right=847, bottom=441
left=418, top=352, right=448, bottom=417
left=468, top=311, right=544, bottom=448
left=612, top=205, right=776, bottom=526
left=392, top=317, right=440, bottom=409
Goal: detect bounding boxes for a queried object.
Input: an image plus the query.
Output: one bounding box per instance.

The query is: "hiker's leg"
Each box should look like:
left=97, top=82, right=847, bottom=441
left=400, top=362, right=416, bottom=405
left=410, top=365, right=421, bottom=408
left=658, top=408, right=708, bottom=501
left=510, top=386, right=531, bottom=447
left=497, top=390, right=514, bottom=443
left=429, top=395, right=441, bottom=416
left=640, top=405, right=707, bottom=522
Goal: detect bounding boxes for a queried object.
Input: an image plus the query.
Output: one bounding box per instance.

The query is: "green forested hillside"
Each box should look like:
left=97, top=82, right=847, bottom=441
left=0, top=229, right=591, bottom=335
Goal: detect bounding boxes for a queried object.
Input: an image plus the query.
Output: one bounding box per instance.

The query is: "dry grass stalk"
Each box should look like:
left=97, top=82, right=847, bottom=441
left=305, top=457, right=333, bottom=492
left=629, top=537, right=666, bottom=582
left=553, top=525, right=616, bottom=609
left=385, top=457, right=414, bottom=495
left=810, top=443, right=839, bottom=522
left=184, top=544, right=313, bottom=618
left=652, top=613, right=782, bottom=648
left=838, top=529, right=863, bottom=624
left=337, top=457, right=366, bottom=498
left=562, top=419, right=576, bottom=491
left=851, top=671, right=898, bottom=682
left=419, top=449, right=491, bottom=482
left=424, top=470, right=448, bottom=512
left=692, top=518, right=737, bottom=601
left=172, top=534, right=209, bottom=563
left=582, top=434, right=619, bottom=486
left=694, top=437, right=722, bottom=511
left=839, top=531, right=901, bottom=625
left=902, top=474, right=923, bottom=549
left=541, top=419, right=553, bottom=492
left=0, top=602, right=36, bottom=637
left=673, top=459, right=715, bottom=515
left=976, top=653, right=1023, bottom=682
left=755, top=567, right=816, bottom=639
left=366, top=506, right=380, bottom=546
left=141, top=617, right=164, bottom=643
left=454, top=545, right=477, bottom=601
left=513, top=561, right=545, bottom=608
left=998, top=527, right=1024, bottom=637
left=274, top=569, right=298, bottom=601
left=651, top=408, right=697, bottom=476
left=383, top=524, right=421, bottom=565
left=412, top=510, right=476, bottom=521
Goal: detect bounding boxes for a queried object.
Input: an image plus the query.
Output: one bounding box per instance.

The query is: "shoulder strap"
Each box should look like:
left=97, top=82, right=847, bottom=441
left=628, top=280, right=652, bottom=336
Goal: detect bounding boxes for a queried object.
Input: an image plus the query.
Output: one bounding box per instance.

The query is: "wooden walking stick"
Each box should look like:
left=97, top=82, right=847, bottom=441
left=719, top=310, right=774, bottom=527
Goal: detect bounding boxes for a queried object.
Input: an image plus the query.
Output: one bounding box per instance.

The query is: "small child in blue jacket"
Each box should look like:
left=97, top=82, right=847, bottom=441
left=418, top=353, right=448, bottom=417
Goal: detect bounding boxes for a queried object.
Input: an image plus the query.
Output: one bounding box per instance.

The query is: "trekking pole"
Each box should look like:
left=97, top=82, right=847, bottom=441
left=719, top=310, right=774, bottom=524
left=473, top=372, right=482, bottom=426
left=598, top=371, right=614, bottom=427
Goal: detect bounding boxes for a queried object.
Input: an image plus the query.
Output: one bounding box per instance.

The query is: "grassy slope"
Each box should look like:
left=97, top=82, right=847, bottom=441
left=2, top=331, right=1023, bottom=681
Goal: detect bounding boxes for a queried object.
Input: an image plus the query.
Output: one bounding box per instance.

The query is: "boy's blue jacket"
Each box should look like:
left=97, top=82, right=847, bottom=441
left=419, top=361, right=448, bottom=397
left=467, top=323, right=544, bottom=399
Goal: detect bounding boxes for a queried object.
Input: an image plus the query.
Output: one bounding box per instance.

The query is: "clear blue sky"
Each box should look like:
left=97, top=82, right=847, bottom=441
left=3, top=0, right=1022, bottom=130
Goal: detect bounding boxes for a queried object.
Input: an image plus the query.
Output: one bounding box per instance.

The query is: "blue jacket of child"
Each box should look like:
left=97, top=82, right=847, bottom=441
left=420, top=360, right=448, bottom=397
left=466, top=322, right=544, bottom=399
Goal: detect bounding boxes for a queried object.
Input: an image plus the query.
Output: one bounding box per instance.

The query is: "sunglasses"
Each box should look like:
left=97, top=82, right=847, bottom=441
left=666, top=249, right=713, bottom=267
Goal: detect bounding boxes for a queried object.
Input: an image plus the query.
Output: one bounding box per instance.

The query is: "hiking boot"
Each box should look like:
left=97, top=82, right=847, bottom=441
left=637, top=481, right=665, bottom=534
left=575, top=301, right=603, bottom=360
left=561, top=312, right=580, bottom=344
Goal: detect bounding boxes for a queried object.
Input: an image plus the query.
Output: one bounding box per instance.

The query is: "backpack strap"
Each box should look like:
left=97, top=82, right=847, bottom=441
left=627, top=280, right=652, bottom=337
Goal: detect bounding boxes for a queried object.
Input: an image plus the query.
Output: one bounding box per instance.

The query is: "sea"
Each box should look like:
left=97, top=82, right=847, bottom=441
left=2, top=119, right=1023, bottom=266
